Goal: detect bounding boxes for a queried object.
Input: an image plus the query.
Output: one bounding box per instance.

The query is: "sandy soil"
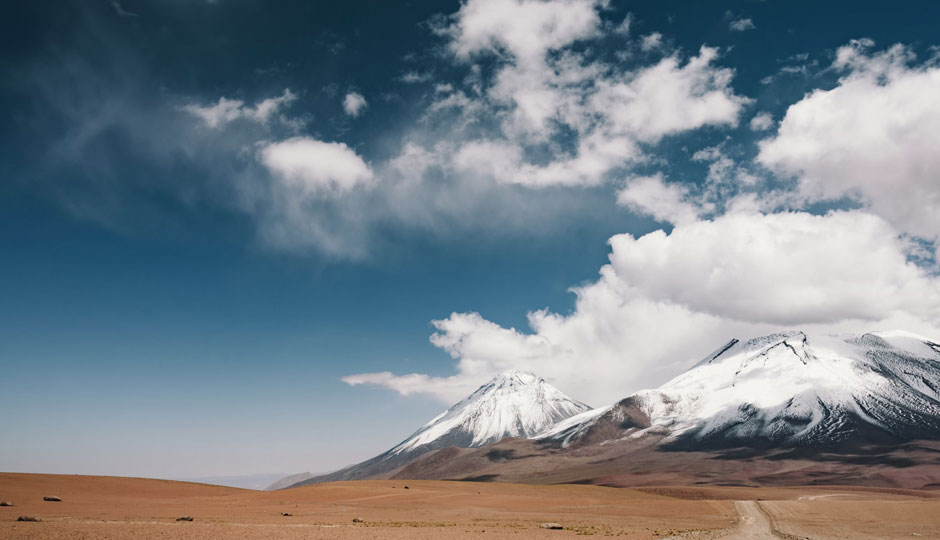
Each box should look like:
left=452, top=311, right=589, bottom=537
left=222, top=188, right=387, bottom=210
left=2, top=473, right=939, bottom=539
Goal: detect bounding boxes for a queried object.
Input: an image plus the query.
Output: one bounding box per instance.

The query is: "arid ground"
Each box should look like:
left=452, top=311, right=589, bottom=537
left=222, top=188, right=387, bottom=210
left=1, top=473, right=939, bottom=539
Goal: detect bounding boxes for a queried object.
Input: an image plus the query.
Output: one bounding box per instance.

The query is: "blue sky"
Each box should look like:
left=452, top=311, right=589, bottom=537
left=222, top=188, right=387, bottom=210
left=2, top=0, right=940, bottom=478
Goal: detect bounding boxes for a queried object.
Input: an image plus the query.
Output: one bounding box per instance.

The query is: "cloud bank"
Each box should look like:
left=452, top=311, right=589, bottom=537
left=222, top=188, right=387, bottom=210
left=345, top=209, right=940, bottom=404
left=341, top=32, right=940, bottom=404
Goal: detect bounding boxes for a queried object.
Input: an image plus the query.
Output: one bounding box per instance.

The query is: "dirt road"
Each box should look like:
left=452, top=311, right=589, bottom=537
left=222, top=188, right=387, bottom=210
left=728, top=501, right=780, bottom=539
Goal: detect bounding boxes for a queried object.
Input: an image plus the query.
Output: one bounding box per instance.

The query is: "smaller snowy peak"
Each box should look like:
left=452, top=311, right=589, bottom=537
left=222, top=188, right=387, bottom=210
left=390, top=369, right=591, bottom=455
left=463, top=369, right=543, bottom=400
left=491, top=369, right=540, bottom=386
left=291, top=370, right=589, bottom=486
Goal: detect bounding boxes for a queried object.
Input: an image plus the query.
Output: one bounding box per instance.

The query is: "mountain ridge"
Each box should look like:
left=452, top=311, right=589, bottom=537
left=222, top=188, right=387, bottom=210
left=540, top=330, right=940, bottom=451
left=280, top=330, right=940, bottom=489
left=278, top=369, right=590, bottom=488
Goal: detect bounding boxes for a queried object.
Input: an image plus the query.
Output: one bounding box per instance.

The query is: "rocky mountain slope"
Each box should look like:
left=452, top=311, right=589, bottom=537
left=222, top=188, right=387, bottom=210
left=281, top=370, right=590, bottom=488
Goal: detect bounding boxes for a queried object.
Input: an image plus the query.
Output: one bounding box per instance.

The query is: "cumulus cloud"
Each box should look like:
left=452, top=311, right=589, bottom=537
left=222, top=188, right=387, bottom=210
left=444, top=0, right=602, bottom=62
left=640, top=32, right=664, bottom=52
left=428, top=0, right=748, bottom=189
left=728, top=18, right=756, bottom=32
left=589, top=46, right=746, bottom=143
left=342, top=92, right=368, bottom=117
left=346, top=210, right=940, bottom=403
left=182, top=89, right=297, bottom=128
left=758, top=40, right=940, bottom=244
left=616, top=174, right=700, bottom=225
left=606, top=211, right=939, bottom=325
left=259, top=137, right=373, bottom=193
left=749, top=112, right=773, bottom=131
left=243, top=138, right=376, bottom=257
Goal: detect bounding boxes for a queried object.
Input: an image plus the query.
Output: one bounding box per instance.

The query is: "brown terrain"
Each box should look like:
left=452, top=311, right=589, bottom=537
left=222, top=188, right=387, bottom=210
left=2, top=472, right=940, bottom=539
left=391, top=437, right=940, bottom=490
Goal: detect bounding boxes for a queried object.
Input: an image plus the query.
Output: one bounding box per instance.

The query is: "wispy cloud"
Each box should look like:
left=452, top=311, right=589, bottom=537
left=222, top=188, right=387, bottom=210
left=399, top=71, right=433, bottom=84
left=181, top=89, right=297, bottom=129
left=110, top=0, right=139, bottom=17
left=729, top=17, right=755, bottom=32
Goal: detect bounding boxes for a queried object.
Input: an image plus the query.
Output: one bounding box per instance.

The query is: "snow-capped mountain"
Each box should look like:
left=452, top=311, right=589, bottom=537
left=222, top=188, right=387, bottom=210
left=279, top=331, right=940, bottom=489
left=542, top=331, right=940, bottom=449
left=282, top=369, right=589, bottom=487
left=392, top=369, right=591, bottom=454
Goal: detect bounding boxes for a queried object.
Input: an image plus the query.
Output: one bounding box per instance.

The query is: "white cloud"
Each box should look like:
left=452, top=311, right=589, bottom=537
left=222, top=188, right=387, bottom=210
left=184, top=97, right=244, bottom=128
left=729, top=18, right=756, bottom=32
left=387, top=142, right=441, bottom=181
left=242, top=138, right=376, bottom=258
left=616, top=174, right=700, bottom=225
left=342, top=92, right=368, bottom=117
left=607, top=211, right=939, bottom=325
left=453, top=139, right=523, bottom=180
left=259, top=137, right=373, bottom=193
left=613, top=13, right=632, bottom=36
left=758, top=41, right=940, bottom=244
left=445, top=0, right=602, bottom=63
left=589, top=46, right=747, bottom=144
left=399, top=71, right=433, bottom=84
left=342, top=372, right=472, bottom=399
left=182, top=89, right=297, bottom=128
left=344, top=210, right=940, bottom=404
left=749, top=112, right=773, bottom=131
left=421, top=0, right=749, bottom=189
left=433, top=43, right=746, bottom=186
left=640, top=32, right=663, bottom=52
left=253, top=91, right=298, bottom=123
left=691, top=144, right=751, bottom=206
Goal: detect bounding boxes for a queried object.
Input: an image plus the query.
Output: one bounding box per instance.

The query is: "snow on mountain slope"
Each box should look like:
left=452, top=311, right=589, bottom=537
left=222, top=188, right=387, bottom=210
left=542, top=331, right=940, bottom=449
left=285, top=370, right=590, bottom=487
left=392, top=370, right=591, bottom=454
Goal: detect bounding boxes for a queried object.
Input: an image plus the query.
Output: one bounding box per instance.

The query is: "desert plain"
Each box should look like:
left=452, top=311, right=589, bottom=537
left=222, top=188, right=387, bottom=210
left=2, top=473, right=939, bottom=539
